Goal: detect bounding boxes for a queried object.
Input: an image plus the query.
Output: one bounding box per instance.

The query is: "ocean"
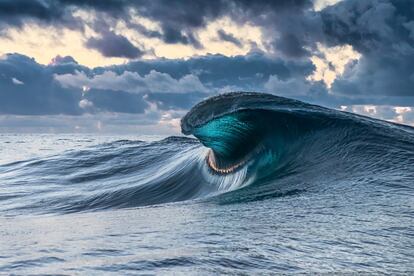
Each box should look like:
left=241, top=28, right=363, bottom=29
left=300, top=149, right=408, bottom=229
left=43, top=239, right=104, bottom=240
left=0, top=92, right=413, bottom=274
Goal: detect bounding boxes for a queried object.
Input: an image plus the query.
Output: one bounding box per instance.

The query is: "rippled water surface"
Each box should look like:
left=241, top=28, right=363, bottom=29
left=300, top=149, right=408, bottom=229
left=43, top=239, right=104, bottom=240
left=0, top=133, right=413, bottom=274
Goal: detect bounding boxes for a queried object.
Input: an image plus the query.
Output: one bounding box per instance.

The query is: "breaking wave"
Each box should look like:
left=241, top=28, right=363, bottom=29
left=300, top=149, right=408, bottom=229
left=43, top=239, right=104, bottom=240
left=1, top=92, right=414, bottom=215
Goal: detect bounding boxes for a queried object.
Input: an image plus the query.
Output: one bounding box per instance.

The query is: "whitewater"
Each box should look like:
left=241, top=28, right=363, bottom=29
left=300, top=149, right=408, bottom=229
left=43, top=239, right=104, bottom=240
left=0, top=92, right=413, bottom=274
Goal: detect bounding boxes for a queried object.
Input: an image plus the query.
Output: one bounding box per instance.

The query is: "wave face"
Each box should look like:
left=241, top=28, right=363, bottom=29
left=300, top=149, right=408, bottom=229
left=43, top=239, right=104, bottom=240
left=1, top=92, right=414, bottom=215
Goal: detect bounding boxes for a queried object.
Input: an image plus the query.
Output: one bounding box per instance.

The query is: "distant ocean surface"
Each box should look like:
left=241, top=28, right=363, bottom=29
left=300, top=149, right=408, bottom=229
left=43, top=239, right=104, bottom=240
left=1, top=93, right=414, bottom=274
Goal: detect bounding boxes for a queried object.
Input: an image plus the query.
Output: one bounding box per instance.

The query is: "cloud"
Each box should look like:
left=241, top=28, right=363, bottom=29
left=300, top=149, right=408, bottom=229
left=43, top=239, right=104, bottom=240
left=145, top=92, right=207, bottom=110
left=217, top=30, right=242, bottom=47
left=0, top=51, right=316, bottom=120
left=0, top=0, right=82, bottom=34
left=314, top=0, right=343, bottom=11
left=339, top=105, right=414, bottom=126
left=85, top=31, right=144, bottom=59
left=1, top=0, right=410, bottom=72
left=49, top=55, right=78, bottom=65
left=0, top=53, right=82, bottom=115
left=6, top=44, right=413, bottom=122
left=0, top=53, right=148, bottom=115
left=232, top=0, right=322, bottom=58
left=78, top=99, right=93, bottom=109
left=0, top=0, right=221, bottom=48
left=54, top=63, right=230, bottom=112
left=54, top=51, right=316, bottom=111
left=321, top=0, right=414, bottom=97
left=265, top=75, right=327, bottom=97
left=307, top=43, right=361, bottom=88
left=404, top=21, right=414, bottom=40
left=109, top=52, right=314, bottom=91
left=56, top=70, right=208, bottom=94
left=84, top=89, right=148, bottom=114
left=0, top=0, right=316, bottom=55
left=12, top=77, right=24, bottom=85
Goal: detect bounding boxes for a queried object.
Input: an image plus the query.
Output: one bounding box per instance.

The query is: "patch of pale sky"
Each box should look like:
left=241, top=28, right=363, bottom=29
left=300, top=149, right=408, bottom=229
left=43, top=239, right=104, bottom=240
left=308, top=43, right=361, bottom=88
left=313, top=0, right=343, bottom=11
left=116, top=16, right=264, bottom=60
left=339, top=105, right=414, bottom=126
left=0, top=14, right=263, bottom=67
left=0, top=25, right=127, bottom=66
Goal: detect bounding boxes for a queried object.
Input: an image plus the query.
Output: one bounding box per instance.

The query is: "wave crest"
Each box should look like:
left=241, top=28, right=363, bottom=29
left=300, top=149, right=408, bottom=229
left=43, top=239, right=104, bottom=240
left=1, top=92, right=414, bottom=215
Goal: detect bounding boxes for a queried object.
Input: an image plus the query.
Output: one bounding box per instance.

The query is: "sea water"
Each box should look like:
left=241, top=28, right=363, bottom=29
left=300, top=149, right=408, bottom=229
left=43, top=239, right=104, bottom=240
left=0, top=133, right=413, bottom=274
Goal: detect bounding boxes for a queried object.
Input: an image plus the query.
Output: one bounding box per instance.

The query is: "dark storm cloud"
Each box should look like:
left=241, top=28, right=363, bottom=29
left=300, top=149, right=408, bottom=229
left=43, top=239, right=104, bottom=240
left=225, top=0, right=320, bottom=58
left=85, top=89, right=148, bottom=113
left=0, top=54, right=82, bottom=115
left=217, top=30, right=242, bottom=47
left=0, top=54, right=148, bottom=115
left=0, top=0, right=125, bottom=24
left=86, top=31, right=144, bottom=59
left=0, top=0, right=221, bottom=47
left=50, top=56, right=91, bottom=76
left=108, top=52, right=314, bottom=90
left=0, top=0, right=315, bottom=53
left=125, top=0, right=226, bottom=48
left=48, top=55, right=93, bottom=75
left=0, top=0, right=82, bottom=33
left=50, top=55, right=78, bottom=65
left=321, top=0, right=414, bottom=97
left=0, top=52, right=315, bottom=115
left=129, top=0, right=315, bottom=53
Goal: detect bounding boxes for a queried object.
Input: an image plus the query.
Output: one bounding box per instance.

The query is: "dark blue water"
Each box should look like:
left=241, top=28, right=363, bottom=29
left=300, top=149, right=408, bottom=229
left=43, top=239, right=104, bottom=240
left=0, top=92, right=413, bottom=274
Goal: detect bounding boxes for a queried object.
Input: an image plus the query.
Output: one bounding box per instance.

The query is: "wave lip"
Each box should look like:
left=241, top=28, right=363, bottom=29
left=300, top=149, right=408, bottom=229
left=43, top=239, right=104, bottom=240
left=181, top=91, right=414, bottom=182
left=181, top=92, right=308, bottom=135
left=180, top=92, right=315, bottom=174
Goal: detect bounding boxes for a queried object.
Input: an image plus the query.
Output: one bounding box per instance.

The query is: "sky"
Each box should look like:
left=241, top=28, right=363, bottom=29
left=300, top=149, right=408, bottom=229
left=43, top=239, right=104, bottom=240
left=0, top=0, right=413, bottom=134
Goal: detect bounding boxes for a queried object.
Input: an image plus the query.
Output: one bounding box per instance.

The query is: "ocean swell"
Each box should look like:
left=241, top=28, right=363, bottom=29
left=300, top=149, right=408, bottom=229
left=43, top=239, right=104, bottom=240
left=1, top=92, right=414, bottom=215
